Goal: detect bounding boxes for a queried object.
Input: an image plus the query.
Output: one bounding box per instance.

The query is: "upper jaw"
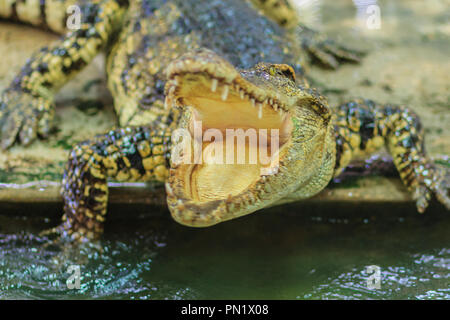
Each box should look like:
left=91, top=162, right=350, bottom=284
left=164, top=48, right=295, bottom=117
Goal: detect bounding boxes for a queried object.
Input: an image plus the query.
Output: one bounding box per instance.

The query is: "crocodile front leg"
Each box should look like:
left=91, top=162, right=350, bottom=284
left=55, top=125, right=172, bottom=241
left=334, top=99, right=450, bottom=212
left=0, top=0, right=128, bottom=149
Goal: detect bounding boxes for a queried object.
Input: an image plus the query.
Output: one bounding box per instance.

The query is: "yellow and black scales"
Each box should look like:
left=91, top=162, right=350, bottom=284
left=0, top=0, right=448, bottom=240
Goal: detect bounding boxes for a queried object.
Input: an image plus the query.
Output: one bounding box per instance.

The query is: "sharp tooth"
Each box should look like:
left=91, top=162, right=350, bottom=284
left=258, top=103, right=263, bottom=119
left=279, top=108, right=283, bottom=117
left=164, top=95, right=170, bottom=110
left=273, top=103, right=278, bottom=111
left=221, top=85, right=229, bottom=101
left=177, top=199, right=185, bottom=211
left=211, top=79, right=218, bottom=92
left=269, top=98, right=273, bottom=105
left=165, top=86, right=176, bottom=110
left=165, top=183, right=174, bottom=196
left=174, top=76, right=180, bottom=85
left=240, top=90, right=245, bottom=100
left=251, top=98, right=255, bottom=107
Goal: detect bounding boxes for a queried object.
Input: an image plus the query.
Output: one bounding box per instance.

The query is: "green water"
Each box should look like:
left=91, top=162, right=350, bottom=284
left=0, top=202, right=448, bottom=299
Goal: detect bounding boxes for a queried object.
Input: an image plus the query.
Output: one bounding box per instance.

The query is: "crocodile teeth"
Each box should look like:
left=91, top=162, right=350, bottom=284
left=165, top=183, right=174, bottom=196
left=211, top=79, right=218, bottom=92
left=240, top=90, right=245, bottom=100
left=164, top=95, right=170, bottom=110
left=165, top=86, right=176, bottom=109
left=250, top=98, right=255, bottom=107
left=273, top=103, right=278, bottom=111
left=258, top=103, right=263, bottom=119
left=176, top=199, right=185, bottom=211
left=221, top=85, right=229, bottom=101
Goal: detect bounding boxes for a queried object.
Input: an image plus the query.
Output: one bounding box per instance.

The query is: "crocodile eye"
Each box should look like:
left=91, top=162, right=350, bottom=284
left=279, top=65, right=296, bottom=82
left=271, top=64, right=296, bottom=82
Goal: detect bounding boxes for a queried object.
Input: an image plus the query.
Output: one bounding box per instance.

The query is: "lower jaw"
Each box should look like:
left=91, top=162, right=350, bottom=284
left=185, top=139, right=273, bottom=203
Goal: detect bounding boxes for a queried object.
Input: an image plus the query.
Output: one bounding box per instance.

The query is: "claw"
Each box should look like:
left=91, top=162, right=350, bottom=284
left=1, top=112, right=22, bottom=150
left=433, top=169, right=450, bottom=211
left=413, top=186, right=431, bottom=214
left=19, top=116, right=38, bottom=146
left=321, top=41, right=363, bottom=63
left=37, top=111, right=53, bottom=138
left=435, top=187, right=450, bottom=211
left=308, top=46, right=339, bottom=69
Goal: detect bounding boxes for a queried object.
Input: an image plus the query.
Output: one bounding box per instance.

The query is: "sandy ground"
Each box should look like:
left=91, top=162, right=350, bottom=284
left=0, top=0, right=448, bottom=206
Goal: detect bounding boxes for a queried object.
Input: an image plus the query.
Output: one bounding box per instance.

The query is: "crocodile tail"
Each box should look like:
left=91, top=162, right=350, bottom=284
left=0, top=0, right=80, bottom=34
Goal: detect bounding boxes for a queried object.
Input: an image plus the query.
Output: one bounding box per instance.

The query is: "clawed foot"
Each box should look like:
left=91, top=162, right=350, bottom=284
left=298, top=25, right=365, bottom=69
left=412, top=164, right=450, bottom=213
left=40, top=223, right=103, bottom=265
left=0, top=89, right=54, bottom=149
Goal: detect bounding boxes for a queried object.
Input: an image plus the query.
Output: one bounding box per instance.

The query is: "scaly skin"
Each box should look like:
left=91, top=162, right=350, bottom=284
left=0, top=0, right=448, bottom=241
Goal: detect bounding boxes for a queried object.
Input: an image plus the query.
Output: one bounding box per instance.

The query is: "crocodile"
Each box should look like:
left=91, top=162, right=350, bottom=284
left=0, top=0, right=448, bottom=241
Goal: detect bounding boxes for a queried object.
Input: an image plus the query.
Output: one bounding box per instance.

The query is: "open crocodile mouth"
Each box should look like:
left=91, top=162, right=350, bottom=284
left=164, top=50, right=297, bottom=227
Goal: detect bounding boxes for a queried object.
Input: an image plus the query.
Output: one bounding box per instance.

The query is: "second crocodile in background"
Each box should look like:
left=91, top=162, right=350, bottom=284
left=0, top=0, right=448, bottom=241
